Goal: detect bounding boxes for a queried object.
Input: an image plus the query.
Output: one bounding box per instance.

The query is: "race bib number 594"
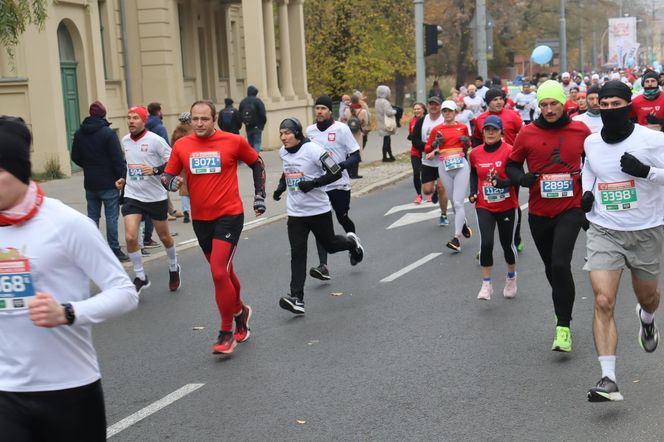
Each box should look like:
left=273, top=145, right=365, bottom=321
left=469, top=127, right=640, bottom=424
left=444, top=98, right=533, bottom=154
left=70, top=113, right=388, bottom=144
left=0, top=259, right=35, bottom=311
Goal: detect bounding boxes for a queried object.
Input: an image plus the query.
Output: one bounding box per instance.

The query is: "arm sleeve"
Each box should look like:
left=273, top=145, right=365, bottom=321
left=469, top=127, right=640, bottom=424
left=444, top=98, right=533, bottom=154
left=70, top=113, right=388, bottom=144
left=506, top=158, right=526, bottom=184
left=248, top=155, right=266, bottom=196
left=315, top=169, right=343, bottom=187
left=469, top=165, right=479, bottom=195
left=61, top=215, right=138, bottom=325
left=339, top=151, right=361, bottom=170
left=276, top=173, right=287, bottom=193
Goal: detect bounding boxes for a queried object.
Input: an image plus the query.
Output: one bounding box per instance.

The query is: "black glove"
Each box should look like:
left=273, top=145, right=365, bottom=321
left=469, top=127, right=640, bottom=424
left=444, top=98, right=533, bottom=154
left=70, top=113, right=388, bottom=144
left=492, top=177, right=512, bottom=189
left=516, top=104, right=525, bottom=110
left=582, top=216, right=590, bottom=231
left=253, top=196, right=266, bottom=214
left=580, top=191, right=594, bottom=213
left=273, top=189, right=283, bottom=201
left=620, top=153, right=650, bottom=178
left=519, top=172, right=537, bottom=188
left=646, top=114, right=663, bottom=125
left=432, top=133, right=444, bottom=149
left=298, top=180, right=317, bottom=193
left=460, top=136, right=470, bottom=148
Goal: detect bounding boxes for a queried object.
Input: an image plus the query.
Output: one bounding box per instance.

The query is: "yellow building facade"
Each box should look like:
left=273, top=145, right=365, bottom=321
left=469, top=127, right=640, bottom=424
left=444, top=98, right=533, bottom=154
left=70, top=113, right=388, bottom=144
left=0, top=0, right=312, bottom=174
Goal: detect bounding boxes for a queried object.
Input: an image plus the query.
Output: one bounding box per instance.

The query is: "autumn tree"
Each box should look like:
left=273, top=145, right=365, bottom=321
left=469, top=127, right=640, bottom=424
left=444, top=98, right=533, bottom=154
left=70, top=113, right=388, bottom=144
left=304, top=0, right=415, bottom=98
left=0, top=0, right=48, bottom=60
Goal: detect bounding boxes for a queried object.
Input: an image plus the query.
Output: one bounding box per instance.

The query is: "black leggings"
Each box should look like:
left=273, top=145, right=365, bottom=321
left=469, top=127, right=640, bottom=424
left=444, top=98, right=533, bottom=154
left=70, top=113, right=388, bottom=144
left=477, top=207, right=518, bottom=267
left=528, top=208, right=584, bottom=327
left=0, top=380, right=106, bottom=442
left=411, top=155, right=422, bottom=195
left=382, top=135, right=393, bottom=159
left=316, top=189, right=355, bottom=265
left=288, top=211, right=354, bottom=298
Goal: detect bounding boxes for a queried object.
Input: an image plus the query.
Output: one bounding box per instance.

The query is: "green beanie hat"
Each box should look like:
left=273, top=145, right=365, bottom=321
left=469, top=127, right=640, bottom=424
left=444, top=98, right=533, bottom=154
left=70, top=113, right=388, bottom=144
left=536, top=80, right=567, bottom=105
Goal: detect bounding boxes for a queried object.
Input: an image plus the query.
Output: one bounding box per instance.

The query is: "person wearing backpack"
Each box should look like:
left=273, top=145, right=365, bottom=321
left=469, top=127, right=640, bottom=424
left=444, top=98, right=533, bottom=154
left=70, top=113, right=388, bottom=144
left=343, top=94, right=370, bottom=179
left=218, top=98, right=242, bottom=134
left=238, top=85, right=267, bottom=153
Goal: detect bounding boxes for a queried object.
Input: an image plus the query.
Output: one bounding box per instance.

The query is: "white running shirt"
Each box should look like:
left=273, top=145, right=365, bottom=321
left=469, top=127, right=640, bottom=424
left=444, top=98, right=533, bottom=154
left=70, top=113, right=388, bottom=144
left=583, top=125, right=664, bottom=231
left=573, top=112, right=603, bottom=134
left=464, top=95, right=484, bottom=117
left=421, top=114, right=445, bottom=167
left=0, top=197, right=138, bottom=392
left=306, top=121, right=360, bottom=191
left=280, top=141, right=332, bottom=217
left=122, top=130, right=171, bottom=202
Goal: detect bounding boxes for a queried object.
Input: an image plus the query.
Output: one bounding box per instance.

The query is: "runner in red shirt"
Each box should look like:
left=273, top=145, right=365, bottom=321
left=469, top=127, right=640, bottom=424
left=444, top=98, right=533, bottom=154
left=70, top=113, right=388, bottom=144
left=469, top=115, right=519, bottom=301
left=630, top=70, right=664, bottom=131
left=506, top=80, right=590, bottom=353
left=162, top=100, right=266, bottom=355
left=472, top=88, right=523, bottom=145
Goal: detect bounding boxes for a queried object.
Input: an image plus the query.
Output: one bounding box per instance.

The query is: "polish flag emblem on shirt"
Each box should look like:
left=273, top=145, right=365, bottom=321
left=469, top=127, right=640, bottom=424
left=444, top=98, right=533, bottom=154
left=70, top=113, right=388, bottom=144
left=328, top=133, right=336, bottom=142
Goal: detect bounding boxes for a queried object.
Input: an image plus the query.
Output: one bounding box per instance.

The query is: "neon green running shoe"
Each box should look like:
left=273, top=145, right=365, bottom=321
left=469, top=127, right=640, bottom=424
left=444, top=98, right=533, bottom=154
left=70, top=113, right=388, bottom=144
left=517, top=240, right=524, bottom=253
left=552, top=326, right=572, bottom=352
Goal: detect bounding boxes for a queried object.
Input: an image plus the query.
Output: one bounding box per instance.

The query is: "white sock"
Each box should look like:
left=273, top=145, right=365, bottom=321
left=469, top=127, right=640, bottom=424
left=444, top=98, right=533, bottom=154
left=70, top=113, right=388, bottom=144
left=640, top=306, right=655, bottom=324
left=129, top=251, right=146, bottom=280
left=166, top=245, right=178, bottom=271
left=598, top=355, right=616, bottom=382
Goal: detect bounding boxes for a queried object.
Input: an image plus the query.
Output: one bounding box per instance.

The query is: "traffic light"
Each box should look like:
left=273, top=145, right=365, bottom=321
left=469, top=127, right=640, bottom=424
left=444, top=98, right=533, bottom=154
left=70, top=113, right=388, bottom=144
left=424, top=24, right=443, bottom=56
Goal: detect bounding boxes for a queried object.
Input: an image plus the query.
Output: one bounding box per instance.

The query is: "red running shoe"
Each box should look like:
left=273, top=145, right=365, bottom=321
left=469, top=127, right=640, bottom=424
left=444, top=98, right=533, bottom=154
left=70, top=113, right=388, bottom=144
left=212, top=331, right=236, bottom=354
left=426, top=194, right=433, bottom=203
left=414, top=194, right=423, bottom=204
left=234, top=305, right=252, bottom=343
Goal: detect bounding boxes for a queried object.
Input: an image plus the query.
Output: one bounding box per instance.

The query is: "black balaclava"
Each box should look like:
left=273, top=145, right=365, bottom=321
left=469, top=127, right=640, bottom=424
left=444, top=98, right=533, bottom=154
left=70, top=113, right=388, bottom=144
left=598, top=80, right=634, bottom=144
left=642, top=70, right=661, bottom=100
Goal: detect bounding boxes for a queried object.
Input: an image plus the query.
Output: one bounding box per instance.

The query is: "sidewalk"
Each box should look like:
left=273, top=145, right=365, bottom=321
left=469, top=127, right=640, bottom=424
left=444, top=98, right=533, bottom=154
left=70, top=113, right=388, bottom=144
left=41, top=130, right=414, bottom=263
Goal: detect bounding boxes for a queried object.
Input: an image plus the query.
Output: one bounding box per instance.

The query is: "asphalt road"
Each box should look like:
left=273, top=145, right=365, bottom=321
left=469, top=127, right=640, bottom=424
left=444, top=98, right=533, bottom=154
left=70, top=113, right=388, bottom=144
left=97, top=179, right=664, bottom=441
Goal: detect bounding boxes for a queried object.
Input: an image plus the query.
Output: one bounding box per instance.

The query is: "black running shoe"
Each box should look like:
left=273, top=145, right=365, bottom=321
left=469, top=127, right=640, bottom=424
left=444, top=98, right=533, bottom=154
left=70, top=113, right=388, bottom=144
left=169, top=264, right=181, bottom=291
left=446, top=237, right=461, bottom=252
left=279, top=296, right=305, bottom=315
left=143, top=239, right=161, bottom=249
left=636, top=304, right=659, bottom=353
left=133, top=276, right=151, bottom=295
left=114, top=250, right=130, bottom=262
left=346, top=232, right=364, bottom=265
left=462, top=223, right=473, bottom=239
left=141, top=248, right=150, bottom=257
left=309, top=264, right=331, bottom=281
left=183, top=211, right=190, bottom=223
left=587, top=377, right=624, bottom=402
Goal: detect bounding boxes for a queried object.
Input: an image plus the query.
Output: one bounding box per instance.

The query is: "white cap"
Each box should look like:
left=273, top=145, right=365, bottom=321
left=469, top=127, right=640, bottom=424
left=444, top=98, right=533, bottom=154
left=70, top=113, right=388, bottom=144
left=562, top=72, right=571, bottom=79
left=591, top=74, right=600, bottom=80
left=441, top=100, right=457, bottom=111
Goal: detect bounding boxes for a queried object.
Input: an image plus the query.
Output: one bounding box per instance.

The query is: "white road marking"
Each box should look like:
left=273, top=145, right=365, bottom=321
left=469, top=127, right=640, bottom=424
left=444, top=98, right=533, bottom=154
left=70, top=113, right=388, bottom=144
left=387, top=209, right=441, bottom=229
left=380, top=253, right=442, bottom=282
left=384, top=202, right=435, bottom=216
left=107, top=383, right=205, bottom=438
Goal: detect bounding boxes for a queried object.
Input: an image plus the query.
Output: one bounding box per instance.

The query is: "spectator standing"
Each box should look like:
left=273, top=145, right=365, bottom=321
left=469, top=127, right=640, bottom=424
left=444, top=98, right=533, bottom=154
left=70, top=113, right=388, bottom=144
left=375, top=85, right=397, bottom=162
left=219, top=98, right=242, bottom=134
left=343, top=94, right=371, bottom=178
left=239, top=85, right=267, bottom=153
left=171, top=113, right=194, bottom=223
left=338, top=95, right=351, bottom=122
left=429, top=80, right=443, bottom=99
left=71, top=101, right=129, bottom=262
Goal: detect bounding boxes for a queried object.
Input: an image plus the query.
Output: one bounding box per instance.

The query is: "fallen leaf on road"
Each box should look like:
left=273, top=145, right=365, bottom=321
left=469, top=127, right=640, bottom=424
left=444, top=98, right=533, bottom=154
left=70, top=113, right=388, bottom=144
left=307, top=340, right=320, bottom=345
left=633, top=379, right=640, bottom=383
left=581, top=297, right=587, bottom=300
left=192, top=326, right=206, bottom=330
left=330, top=292, right=344, bottom=296
left=296, top=420, right=306, bottom=424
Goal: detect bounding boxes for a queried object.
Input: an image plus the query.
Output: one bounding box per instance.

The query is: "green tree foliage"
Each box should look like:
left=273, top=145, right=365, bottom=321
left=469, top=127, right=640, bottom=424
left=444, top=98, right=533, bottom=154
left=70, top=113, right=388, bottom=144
left=0, top=0, right=48, bottom=60
left=304, top=0, right=415, bottom=97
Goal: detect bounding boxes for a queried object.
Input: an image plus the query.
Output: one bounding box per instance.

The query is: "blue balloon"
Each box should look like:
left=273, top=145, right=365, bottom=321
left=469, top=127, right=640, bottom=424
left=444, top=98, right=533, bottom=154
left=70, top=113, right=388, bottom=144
left=531, top=45, right=553, bottom=65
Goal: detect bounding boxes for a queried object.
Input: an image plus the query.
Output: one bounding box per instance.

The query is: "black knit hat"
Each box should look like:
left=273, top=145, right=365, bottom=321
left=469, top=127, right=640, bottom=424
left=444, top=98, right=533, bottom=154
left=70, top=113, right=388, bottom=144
left=598, top=80, right=632, bottom=103
left=315, top=95, right=333, bottom=111
left=586, top=84, right=601, bottom=96
left=642, top=70, right=659, bottom=83
left=279, top=117, right=304, bottom=140
left=484, top=87, right=505, bottom=104
left=0, top=116, right=32, bottom=184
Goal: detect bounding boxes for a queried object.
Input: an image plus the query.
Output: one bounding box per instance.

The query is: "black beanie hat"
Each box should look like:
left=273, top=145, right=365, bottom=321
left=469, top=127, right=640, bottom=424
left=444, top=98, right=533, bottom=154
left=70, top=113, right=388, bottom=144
left=598, top=80, right=632, bottom=103
left=586, top=84, right=601, bottom=96
left=0, top=116, right=32, bottom=184
left=642, top=70, right=659, bottom=83
left=484, top=87, right=505, bottom=104
left=224, top=98, right=234, bottom=106
left=315, top=95, right=333, bottom=111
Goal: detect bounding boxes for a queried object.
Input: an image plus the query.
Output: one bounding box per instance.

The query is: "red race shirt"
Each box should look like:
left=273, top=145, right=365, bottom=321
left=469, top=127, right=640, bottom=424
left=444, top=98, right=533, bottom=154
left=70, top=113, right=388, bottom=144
left=473, top=109, right=523, bottom=145
left=424, top=122, right=469, bottom=154
left=409, top=116, right=421, bottom=158
left=469, top=142, right=518, bottom=212
left=165, top=130, right=259, bottom=220
left=630, top=93, right=664, bottom=127
left=509, top=120, right=589, bottom=217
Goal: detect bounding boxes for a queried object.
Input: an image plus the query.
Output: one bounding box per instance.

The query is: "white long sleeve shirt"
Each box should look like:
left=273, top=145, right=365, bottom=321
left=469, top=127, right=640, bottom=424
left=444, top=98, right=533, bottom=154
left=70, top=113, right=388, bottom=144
left=582, top=125, right=664, bottom=231
left=0, top=197, right=138, bottom=392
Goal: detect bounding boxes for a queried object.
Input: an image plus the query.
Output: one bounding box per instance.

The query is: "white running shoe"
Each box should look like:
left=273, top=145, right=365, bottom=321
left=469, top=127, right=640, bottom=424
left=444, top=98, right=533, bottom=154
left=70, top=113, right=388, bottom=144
left=503, top=276, right=517, bottom=299
left=477, top=281, right=493, bottom=300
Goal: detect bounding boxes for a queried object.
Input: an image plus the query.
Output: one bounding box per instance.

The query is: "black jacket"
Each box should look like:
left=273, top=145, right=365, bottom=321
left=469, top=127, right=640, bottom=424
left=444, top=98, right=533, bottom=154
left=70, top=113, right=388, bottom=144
left=71, top=117, right=126, bottom=191
left=219, top=105, right=243, bottom=134
left=238, top=86, right=267, bottom=130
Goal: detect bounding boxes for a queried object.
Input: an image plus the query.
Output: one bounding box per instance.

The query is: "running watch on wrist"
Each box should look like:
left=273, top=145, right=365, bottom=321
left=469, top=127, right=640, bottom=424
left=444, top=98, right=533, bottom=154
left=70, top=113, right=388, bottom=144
left=152, top=167, right=160, bottom=176
left=61, top=303, right=76, bottom=326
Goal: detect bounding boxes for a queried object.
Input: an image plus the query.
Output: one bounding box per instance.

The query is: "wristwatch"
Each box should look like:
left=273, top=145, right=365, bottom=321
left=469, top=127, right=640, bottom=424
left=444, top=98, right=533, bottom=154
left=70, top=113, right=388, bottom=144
left=61, top=303, right=76, bottom=326
left=152, top=167, right=160, bottom=175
